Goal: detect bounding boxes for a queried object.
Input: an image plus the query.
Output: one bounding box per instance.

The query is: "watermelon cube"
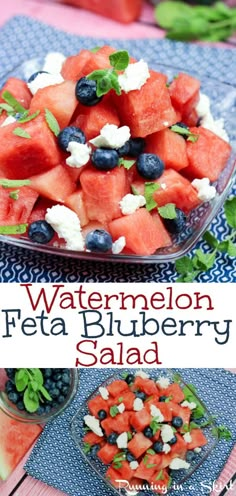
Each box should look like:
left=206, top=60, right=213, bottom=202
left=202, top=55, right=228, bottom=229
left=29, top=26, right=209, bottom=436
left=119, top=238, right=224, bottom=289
left=145, top=128, right=189, bottom=171
left=73, top=95, right=120, bottom=141
left=0, top=186, right=38, bottom=226
left=162, top=383, right=185, bottom=404
left=107, top=380, right=129, bottom=397
left=130, top=409, right=152, bottom=432
left=64, top=188, right=89, bottom=227
left=168, top=72, right=200, bottom=116
left=128, top=432, right=153, bottom=458
left=87, top=395, right=109, bottom=418
left=83, top=431, right=104, bottom=446
left=170, top=433, right=187, bottom=458
left=187, top=429, right=208, bottom=450
left=133, top=376, right=159, bottom=396
left=97, top=443, right=120, bottom=464
left=0, top=77, right=32, bottom=109
left=30, top=164, right=76, bottom=203
left=61, top=49, right=93, bottom=81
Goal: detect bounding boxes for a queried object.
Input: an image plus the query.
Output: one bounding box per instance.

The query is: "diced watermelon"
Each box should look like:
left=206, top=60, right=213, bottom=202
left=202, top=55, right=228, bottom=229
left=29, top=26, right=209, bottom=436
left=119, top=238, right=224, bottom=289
left=64, top=188, right=88, bottom=226
left=87, top=395, right=109, bottom=418
left=168, top=402, right=191, bottom=428
left=0, top=116, right=62, bottom=179
left=145, top=401, right=172, bottom=422
left=83, top=431, right=104, bottom=446
left=0, top=77, right=32, bottom=109
left=61, top=49, right=93, bottom=81
left=97, top=443, right=120, bottom=465
left=102, top=412, right=130, bottom=435
left=134, top=454, right=160, bottom=482
left=149, top=468, right=170, bottom=495
left=80, top=166, right=128, bottom=223
left=168, top=73, right=200, bottom=116
left=145, top=128, right=189, bottom=171
left=109, top=208, right=171, bottom=255
left=80, top=45, right=116, bottom=76
left=130, top=409, right=152, bottom=432
left=82, top=220, right=109, bottom=238
left=187, top=429, right=208, bottom=450
left=0, top=186, right=38, bottom=226
left=107, top=380, right=129, bottom=397
left=63, top=1, right=142, bottom=23
left=186, top=127, right=231, bottom=182
left=115, top=71, right=177, bottom=137
left=73, top=96, right=120, bottom=141
left=133, top=376, right=158, bottom=396
left=183, top=108, right=199, bottom=127
left=150, top=211, right=172, bottom=247
left=170, top=433, right=187, bottom=458
left=30, top=164, right=76, bottom=203
left=163, top=383, right=185, bottom=404
left=105, top=466, right=123, bottom=488
left=113, top=391, right=135, bottom=411
left=128, top=432, right=153, bottom=458
left=113, top=460, right=133, bottom=481
left=30, top=81, right=78, bottom=129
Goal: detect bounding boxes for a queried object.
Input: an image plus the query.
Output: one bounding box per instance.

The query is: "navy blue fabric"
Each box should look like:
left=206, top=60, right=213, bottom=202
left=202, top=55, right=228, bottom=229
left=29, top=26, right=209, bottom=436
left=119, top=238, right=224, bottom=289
left=25, top=368, right=236, bottom=496
left=0, top=16, right=235, bottom=283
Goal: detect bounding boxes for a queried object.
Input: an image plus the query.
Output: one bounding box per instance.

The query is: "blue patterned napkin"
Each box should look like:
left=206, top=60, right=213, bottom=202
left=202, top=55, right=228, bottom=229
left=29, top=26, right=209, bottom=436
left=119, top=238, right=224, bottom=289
left=25, top=368, right=236, bottom=496
left=0, top=16, right=235, bottom=283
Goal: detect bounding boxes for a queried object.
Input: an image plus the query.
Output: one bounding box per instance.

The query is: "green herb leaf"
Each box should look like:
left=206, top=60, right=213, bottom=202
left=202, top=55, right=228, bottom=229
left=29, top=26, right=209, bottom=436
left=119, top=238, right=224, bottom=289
left=156, top=470, right=164, bottom=481
left=170, top=124, right=199, bottom=142
left=203, top=231, right=219, bottom=249
left=147, top=463, right=157, bottom=469
left=18, top=110, right=40, bottom=124
left=83, top=442, right=92, bottom=454
left=23, top=387, right=39, bottom=413
left=144, top=182, right=160, bottom=211
left=110, top=71, right=121, bottom=95
left=150, top=418, right=162, bottom=435
left=39, top=385, right=52, bottom=401
left=90, top=46, right=101, bottom=53
left=110, top=405, right=119, bottom=417
left=173, top=373, right=181, bottom=384
left=131, top=185, right=140, bottom=196
left=224, top=197, right=236, bottom=229
left=147, top=449, right=156, bottom=455
left=158, top=203, right=177, bottom=219
left=175, top=256, right=194, bottom=275
left=0, top=103, right=15, bottom=115
left=127, top=431, right=132, bottom=441
left=212, top=425, right=232, bottom=441
left=0, top=224, right=28, bottom=235
left=96, top=74, right=113, bottom=97
left=9, top=190, right=20, bottom=200
left=15, top=369, right=29, bottom=392
left=2, top=90, right=27, bottom=114
left=45, top=108, right=60, bottom=136
left=118, top=158, right=136, bottom=170
left=183, top=384, right=206, bottom=420
left=193, top=249, right=216, bottom=271
left=109, top=50, right=130, bottom=71
left=0, top=179, right=31, bottom=188
left=13, top=128, right=31, bottom=139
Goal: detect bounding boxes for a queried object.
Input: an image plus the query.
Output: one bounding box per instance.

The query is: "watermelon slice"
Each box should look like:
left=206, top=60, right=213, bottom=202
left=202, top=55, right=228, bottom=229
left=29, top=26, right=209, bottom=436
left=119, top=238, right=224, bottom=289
left=168, top=72, right=200, bottom=116
left=0, top=77, right=32, bottom=109
left=29, top=164, right=76, bottom=203
left=0, top=410, right=42, bottom=480
left=61, top=49, right=93, bottom=81
left=145, top=128, right=189, bottom=171
left=73, top=96, right=120, bottom=141
left=0, top=186, right=38, bottom=226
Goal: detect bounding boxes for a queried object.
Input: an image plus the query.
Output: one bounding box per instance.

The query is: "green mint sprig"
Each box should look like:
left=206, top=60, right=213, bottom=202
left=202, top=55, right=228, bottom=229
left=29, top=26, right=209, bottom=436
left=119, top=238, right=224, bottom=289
left=182, top=384, right=206, bottom=419
left=118, top=158, right=136, bottom=170
left=155, top=1, right=236, bottom=42
left=14, top=368, right=52, bottom=413
left=13, top=128, right=31, bottom=139
left=212, top=425, right=232, bottom=441
left=0, top=224, right=28, bottom=235
left=144, top=182, right=160, bottom=211
left=45, top=108, right=60, bottom=136
left=175, top=196, right=236, bottom=282
left=150, top=418, right=162, bottom=435
left=170, top=124, right=199, bottom=143
left=83, top=442, right=92, bottom=454
left=2, top=90, right=27, bottom=114
left=109, top=405, right=119, bottom=417
left=87, top=50, right=130, bottom=97
left=158, top=203, right=177, bottom=220
left=0, top=179, right=31, bottom=188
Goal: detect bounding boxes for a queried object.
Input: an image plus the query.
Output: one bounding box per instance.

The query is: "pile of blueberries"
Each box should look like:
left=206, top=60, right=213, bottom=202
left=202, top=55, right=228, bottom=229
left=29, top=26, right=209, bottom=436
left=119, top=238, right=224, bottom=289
left=87, top=373, right=197, bottom=464
left=4, top=368, right=71, bottom=415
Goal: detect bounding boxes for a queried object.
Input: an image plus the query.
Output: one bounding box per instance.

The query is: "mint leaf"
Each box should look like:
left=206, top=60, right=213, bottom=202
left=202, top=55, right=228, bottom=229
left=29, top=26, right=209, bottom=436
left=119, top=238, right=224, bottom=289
left=0, top=224, right=28, bottom=235
left=158, top=203, right=177, bottom=219
left=118, top=158, right=136, bottom=170
left=45, top=108, right=60, bottom=136
left=15, top=369, right=29, bottom=392
left=170, top=124, right=199, bottom=142
left=90, top=46, right=101, bottom=53
left=147, top=463, right=157, bottom=469
left=13, top=127, right=31, bottom=139
left=39, top=385, right=52, bottom=401
left=109, top=50, right=129, bottom=71
left=131, top=185, right=140, bottom=196
left=23, top=387, right=39, bottom=413
left=224, top=197, right=236, bottom=229
left=0, top=179, right=31, bottom=188
left=0, top=103, right=15, bottom=115
left=147, top=449, right=156, bottom=455
left=18, top=110, right=40, bottom=123
left=226, top=241, right=236, bottom=257
left=110, top=71, right=121, bottom=95
left=175, top=256, right=194, bottom=275
left=156, top=470, right=164, bottom=481
left=2, top=90, right=27, bottom=114
left=9, top=190, right=20, bottom=200
left=203, top=231, right=219, bottom=249
left=127, top=431, right=132, bottom=441
left=150, top=419, right=161, bottom=435
left=96, top=74, right=113, bottom=97
left=212, top=425, right=232, bottom=441
left=83, top=442, right=91, bottom=454
left=193, top=249, right=216, bottom=271
left=144, top=182, right=160, bottom=211
left=110, top=405, right=119, bottom=417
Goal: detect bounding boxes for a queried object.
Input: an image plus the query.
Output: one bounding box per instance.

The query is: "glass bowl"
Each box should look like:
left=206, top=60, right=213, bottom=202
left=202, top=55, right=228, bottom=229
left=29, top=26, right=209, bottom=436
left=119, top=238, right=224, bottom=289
left=0, top=368, right=79, bottom=424
left=71, top=369, right=218, bottom=495
left=0, top=60, right=235, bottom=263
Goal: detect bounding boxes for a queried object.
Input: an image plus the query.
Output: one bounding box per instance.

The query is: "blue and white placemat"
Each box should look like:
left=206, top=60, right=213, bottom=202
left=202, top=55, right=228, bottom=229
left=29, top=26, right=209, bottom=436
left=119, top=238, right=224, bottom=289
left=25, top=368, right=236, bottom=496
left=0, top=15, right=235, bottom=283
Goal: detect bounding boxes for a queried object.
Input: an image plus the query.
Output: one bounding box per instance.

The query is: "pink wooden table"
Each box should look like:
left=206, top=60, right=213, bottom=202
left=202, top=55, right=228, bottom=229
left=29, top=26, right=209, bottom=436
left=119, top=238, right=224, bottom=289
left=0, top=1, right=235, bottom=495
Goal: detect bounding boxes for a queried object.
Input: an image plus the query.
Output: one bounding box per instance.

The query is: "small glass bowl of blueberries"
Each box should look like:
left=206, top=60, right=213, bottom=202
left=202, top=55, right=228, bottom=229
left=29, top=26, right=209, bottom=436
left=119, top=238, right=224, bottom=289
left=0, top=368, right=79, bottom=423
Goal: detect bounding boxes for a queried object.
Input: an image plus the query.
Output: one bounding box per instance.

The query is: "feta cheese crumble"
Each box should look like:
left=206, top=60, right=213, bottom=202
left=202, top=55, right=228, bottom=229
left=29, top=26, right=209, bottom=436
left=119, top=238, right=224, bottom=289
left=83, top=415, right=103, bottom=437
left=181, top=401, right=197, bottom=410
left=135, top=370, right=150, bottom=379
left=66, top=141, right=91, bottom=168
left=183, top=432, right=192, bottom=443
left=45, top=205, right=84, bottom=251
left=0, top=115, right=17, bottom=127
left=150, top=405, right=164, bottom=423
left=133, top=398, right=144, bottom=412
left=169, top=458, right=190, bottom=470
left=191, top=177, right=216, bottom=202
left=156, top=377, right=170, bottom=389
left=130, top=461, right=139, bottom=470
left=194, top=447, right=202, bottom=454
left=119, top=194, right=146, bottom=215
left=163, top=443, right=171, bottom=454
left=196, top=92, right=229, bottom=142
left=99, top=387, right=109, bottom=400
left=27, top=72, right=64, bottom=95
left=90, top=124, right=131, bottom=149
left=42, top=52, right=66, bottom=74
left=161, top=425, right=175, bottom=443
left=117, top=402, right=125, bottom=414
left=118, top=60, right=150, bottom=93
left=112, top=236, right=126, bottom=254
left=116, top=432, right=128, bottom=449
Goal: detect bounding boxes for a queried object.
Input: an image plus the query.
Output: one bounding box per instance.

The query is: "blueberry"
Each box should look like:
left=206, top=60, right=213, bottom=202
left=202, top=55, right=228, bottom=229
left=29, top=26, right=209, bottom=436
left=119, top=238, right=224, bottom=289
left=128, top=138, right=146, bottom=157
left=143, top=426, right=153, bottom=438
left=153, top=441, right=164, bottom=453
left=163, top=208, right=186, bottom=234
left=28, top=71, right=49, bottom=83
left=28, top=220, right=55, bottom=244
left=5, top=380, right=15, bottom=393
left=54, top=373, right=62, bottom=381
left=172, top=416, right=183, bottom=428
left=91, top=148, right=119, bottom=171
left=169, top=435, right=177, bottom=445
left=107, top=433, right=118, bottom=445
left=36, top=405, right=46, bottom=415
left=75, top=77, right=102, bottom=106
left=62, top=372, right=71, bottom=385
left=98, top=409, right=107, bottom=420
left=5, top=369, right=15, bottom=380
left=43, top=369, right=53, bottom=378
left=57, top=126, right=86, bottom=152
left=58, top=395, right=66, bottom=404
left=85, top=229, right=112, bottom=253
left=159, top=396, right=167, bottom=402
left=50, top=388, right=60, bottom=399
left=117, top=141, right=131, bottom=157
left=136, top=153, right=164, bottom=180
left=126, top=451, right=136, bottom=462
left=61, top=385, right=70, bottom=396
left=16, top=400, right=25, bottom=411
left=125, top=374, right=135, bottom=385
left=56, top=380, right=63, bottom=391
left=7, top=391, right=19, bottom=404
left=44, top=379, right=53, bottom=390
left=186, top=450, right=196, bottom=463
left=135, top=391, right=147, bottom=401
left=91, top=444, right=100, bottom=457
left=45, top=405, right=52, bottom=414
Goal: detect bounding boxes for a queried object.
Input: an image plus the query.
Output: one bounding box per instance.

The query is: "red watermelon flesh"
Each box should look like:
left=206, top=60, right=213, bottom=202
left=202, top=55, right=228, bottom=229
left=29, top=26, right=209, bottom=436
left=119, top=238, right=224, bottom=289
left=98, top=443, right=120, bottom=465
left=133, top=376, right=158, bottom=396
left=30, top=164, right=76, bottom=203
left=61, top=49, right=93, bottom=80
left=168, top=72, right=200, bottom=116
left=0, top=77, right=32, bottom=109
left=0, top=410, right=42, bottom=480
left=0, top=186, right=38, bottom=226
left=107, top=380, right=129, bottom=397
left=83, top=431, right=104, bottom=446
left=187, top=429, right=208, bottom=450
left=149, top=468, right=170, bottom=495
left=80, top=166, right=129, bottom=223
left=64, top=188, right=88, bottom=227
left=145, top=128, right=189, bottom=171
left=29, top=81, right=78, bottom=129
left=106, top=466, right=123, bottom=488
left=88, top=395, right=109, bottom=418
left=73, top=96, right=120, bottom=141
left=115, top=71, right=177, bottom=137
left=170, top=433, right=187, bottom=458
left=0, top=116, right=61, bottom=179
left=128, top=432, right=153, bottom=458
left=186, top=127, right=232, bottom=182
left=130, top=409, right=152, bottom=432
left=81, top=45, right=116, bottom=75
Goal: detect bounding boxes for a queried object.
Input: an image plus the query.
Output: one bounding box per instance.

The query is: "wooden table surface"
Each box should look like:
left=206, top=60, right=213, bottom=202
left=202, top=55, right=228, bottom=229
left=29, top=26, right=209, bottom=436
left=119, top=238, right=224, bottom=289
left=0, top=1, right=235, bottom=495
